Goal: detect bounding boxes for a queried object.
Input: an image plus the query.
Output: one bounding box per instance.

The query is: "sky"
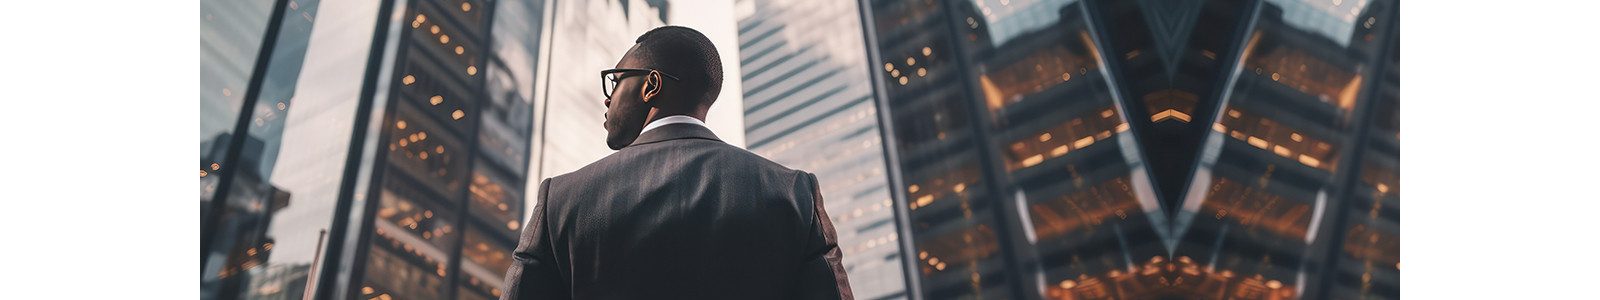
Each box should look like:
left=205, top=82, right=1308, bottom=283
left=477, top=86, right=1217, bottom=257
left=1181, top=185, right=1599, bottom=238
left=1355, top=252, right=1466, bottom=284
left=666, top=0, right=747, bottom=148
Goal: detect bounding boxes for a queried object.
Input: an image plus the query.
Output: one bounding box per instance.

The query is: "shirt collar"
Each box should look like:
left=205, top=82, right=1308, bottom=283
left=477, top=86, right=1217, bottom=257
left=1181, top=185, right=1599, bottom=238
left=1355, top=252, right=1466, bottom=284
left=640, top=115, right=707, bottom=136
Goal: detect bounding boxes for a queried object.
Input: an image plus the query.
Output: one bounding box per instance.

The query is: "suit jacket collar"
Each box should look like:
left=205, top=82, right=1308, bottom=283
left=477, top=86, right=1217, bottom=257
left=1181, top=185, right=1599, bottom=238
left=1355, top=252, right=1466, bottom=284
left=628, top=123, right=722, bottom=147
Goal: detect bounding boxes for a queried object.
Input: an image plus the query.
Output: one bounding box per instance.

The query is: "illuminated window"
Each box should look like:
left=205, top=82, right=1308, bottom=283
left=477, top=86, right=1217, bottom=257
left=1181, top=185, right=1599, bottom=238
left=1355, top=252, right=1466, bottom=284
left=1144, top=89, right=1197, bottom=123
left=1001, top=107, right=1124, bottom=171
left=1243, top=41, right=1363, bottom=110
left=977, top=42, right=1097, bottom=111
left=1199, top=177, right=1313, bottom=240
left=1026, top=177, right=1143, bottom=241
left=1217, top=107, right=1338, bottom=171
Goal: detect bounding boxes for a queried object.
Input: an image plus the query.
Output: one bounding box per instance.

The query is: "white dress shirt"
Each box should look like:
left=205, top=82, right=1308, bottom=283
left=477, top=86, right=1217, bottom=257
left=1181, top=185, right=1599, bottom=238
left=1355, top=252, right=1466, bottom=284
left=639, top=115, right=708, bottom=135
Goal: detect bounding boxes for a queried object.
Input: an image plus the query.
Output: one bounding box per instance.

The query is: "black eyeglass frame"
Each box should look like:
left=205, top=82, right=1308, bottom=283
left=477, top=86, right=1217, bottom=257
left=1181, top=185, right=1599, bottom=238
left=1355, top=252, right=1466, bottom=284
left=601, top=68, right=681, bottom=99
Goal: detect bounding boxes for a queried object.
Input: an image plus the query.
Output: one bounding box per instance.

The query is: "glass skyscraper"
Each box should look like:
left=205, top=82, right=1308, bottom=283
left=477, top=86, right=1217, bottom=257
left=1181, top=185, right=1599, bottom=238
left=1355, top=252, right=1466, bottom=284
left=856, top=0, right=1399, bottom=299
left=735, top=0, right=904, bottom=299
left=199, top=0, right=546, bottom=299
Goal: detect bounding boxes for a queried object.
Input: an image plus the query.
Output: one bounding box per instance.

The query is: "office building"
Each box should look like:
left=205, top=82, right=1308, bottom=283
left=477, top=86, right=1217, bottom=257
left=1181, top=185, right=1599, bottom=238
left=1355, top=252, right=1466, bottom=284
left=856, top=0, right=1399, bottom=299
left=735, top=0, right=904, bottom=299
left=859, top=0, right=1169, bottom=298
left=199, top=0, right=547, bottom=299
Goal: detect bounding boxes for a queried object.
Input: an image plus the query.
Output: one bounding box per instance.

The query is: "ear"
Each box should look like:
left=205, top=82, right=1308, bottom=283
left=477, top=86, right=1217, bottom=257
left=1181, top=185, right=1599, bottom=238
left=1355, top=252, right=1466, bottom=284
left=640, top=70, right=662, bottom=103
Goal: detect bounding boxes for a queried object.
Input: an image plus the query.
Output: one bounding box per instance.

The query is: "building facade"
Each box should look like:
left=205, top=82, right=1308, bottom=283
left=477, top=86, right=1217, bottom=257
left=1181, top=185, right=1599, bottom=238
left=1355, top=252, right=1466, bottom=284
left=199, top=0, right=546, bottom=299
left=859, top=0, right=1168, bottom=298
left=735, top=0, right=904, bottom=298
left=856, top=0, right=1399, bottom=299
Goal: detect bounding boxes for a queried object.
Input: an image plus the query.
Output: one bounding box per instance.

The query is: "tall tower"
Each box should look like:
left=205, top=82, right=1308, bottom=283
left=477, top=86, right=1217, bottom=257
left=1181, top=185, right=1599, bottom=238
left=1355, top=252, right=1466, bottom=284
left=735, top=0, right=904, bottom=298
left=857, top=0, right=1400, bottom=299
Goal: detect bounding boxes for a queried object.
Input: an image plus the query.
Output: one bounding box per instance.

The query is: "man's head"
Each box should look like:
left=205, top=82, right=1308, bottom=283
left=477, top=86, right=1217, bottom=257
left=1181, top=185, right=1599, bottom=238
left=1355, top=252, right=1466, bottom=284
left=603, top=26, right=723, bottom=150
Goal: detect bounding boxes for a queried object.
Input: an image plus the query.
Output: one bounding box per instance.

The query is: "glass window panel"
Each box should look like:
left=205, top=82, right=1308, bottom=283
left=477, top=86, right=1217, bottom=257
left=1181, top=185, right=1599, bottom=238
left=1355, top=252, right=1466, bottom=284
left=199, top=1, right=381, bottom=299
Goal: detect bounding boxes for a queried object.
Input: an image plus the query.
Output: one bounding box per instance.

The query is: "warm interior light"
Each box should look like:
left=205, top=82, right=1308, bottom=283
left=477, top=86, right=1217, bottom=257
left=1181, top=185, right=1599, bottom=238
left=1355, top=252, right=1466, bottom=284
left=1150, top=110, right=1171, bottom=122
left=1298, top=154, right=1321, bottom=167
left=1073, top=136, right=1095, bottom=149
left=452, top=110, right=465, bottom=120
left=1170, top=110, right=1191, bottom=122
left=1247, top=136, right=1269, bottom=149
left=1022, top=155, right=1044, bottom=167
left=1051, top=145, right=1069, bottom=156
left=922, top=46, right=932, bottom=56
left=402, top=75, right=415, bottom=85
left=430, top=95, right=443, bottom=105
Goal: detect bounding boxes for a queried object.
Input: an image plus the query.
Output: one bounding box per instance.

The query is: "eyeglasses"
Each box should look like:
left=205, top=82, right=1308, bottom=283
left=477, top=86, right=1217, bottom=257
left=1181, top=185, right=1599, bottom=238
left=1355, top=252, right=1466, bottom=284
left=601, top=68, right=680, bottom=99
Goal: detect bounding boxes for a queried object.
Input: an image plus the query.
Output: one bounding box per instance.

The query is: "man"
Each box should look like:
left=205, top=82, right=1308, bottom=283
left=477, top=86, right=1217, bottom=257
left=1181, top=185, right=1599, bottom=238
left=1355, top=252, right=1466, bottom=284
left=500, top=26, right=853, bottom=299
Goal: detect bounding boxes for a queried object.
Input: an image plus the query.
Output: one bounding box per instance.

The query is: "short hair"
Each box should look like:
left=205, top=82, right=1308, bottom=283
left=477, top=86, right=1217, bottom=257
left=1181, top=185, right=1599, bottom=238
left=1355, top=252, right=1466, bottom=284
left=632, top=26, right=723, bottom=109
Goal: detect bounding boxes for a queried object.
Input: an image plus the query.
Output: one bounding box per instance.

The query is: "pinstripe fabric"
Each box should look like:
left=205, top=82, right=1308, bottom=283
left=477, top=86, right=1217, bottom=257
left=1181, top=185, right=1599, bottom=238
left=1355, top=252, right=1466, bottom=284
left=503, top=123, right=853, bottom=299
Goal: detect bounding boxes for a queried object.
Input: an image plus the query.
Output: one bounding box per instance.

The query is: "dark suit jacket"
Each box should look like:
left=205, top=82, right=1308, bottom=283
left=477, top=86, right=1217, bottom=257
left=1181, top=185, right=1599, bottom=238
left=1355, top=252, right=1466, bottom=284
left=501, top=123, right=853, bottom=300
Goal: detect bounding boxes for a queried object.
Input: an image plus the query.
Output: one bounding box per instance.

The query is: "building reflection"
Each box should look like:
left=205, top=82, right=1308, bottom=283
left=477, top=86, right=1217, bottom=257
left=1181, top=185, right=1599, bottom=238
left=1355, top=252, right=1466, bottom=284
left=353, top=0, right=541, bottom=299
left=199, top=0, right=545, bottom=299
left=862, top=0, right=1167, bottom=298
left=859, top=0, right=1398, bottom=299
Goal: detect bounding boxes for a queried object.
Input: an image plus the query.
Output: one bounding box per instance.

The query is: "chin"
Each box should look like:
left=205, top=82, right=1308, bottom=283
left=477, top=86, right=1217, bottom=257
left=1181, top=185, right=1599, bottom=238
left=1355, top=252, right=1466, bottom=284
left=606, top=134, right=631, bottom=150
